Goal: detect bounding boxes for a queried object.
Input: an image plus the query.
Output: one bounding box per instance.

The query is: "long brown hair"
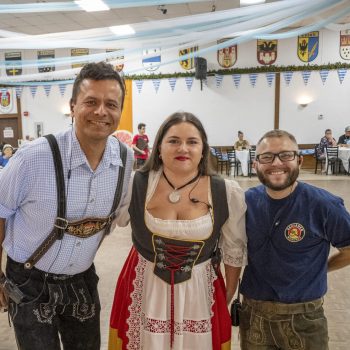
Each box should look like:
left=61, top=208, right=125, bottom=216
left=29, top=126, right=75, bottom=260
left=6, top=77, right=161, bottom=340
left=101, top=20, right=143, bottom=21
left=141, top=111, right=213, bottom=175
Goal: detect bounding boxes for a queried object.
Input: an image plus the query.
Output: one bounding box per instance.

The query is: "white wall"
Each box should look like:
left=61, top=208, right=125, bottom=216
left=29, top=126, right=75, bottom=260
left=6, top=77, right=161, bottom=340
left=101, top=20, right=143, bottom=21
left=4, top=28, right=349, bottom=145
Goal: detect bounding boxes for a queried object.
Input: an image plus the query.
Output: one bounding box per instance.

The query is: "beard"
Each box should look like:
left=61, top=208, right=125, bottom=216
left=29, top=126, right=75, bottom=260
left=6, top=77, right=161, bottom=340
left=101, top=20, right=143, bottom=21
left=256, top=166, right=299, bottom=191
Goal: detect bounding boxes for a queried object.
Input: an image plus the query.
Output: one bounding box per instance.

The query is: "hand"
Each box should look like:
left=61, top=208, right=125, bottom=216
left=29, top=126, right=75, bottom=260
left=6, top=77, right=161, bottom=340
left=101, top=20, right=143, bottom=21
left=0, top=285, right=9, bottom=311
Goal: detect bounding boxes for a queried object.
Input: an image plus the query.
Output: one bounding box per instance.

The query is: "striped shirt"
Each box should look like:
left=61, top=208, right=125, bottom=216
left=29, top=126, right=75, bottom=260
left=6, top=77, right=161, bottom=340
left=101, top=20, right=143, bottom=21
left=0, top=128, right=134, bottom=274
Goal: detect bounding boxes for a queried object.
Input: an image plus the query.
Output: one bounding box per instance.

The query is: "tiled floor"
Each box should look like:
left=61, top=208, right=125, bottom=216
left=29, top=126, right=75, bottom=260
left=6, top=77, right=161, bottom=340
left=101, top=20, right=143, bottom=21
left=1, top=171, right=350, bottom=350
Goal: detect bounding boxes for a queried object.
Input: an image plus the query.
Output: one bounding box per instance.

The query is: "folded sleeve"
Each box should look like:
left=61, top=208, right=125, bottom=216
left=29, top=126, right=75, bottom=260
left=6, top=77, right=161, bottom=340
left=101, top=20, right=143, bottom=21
left=219, top=179, right=247, bottom=267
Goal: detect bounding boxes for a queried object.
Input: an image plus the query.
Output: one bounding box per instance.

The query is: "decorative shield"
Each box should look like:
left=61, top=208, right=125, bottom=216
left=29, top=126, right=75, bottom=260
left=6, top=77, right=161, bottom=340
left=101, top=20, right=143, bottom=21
left=217, top=39, right=237, bottom=68
left=142, top=48, right=161, bottom=72
left=257, top=39, right=277, bottom=65
left=71, top=48, right=89, bottom=69
left=5, top=52, right=22, bottom=76
left=38, top=50, right=55, bottom=73
left=298, top=31, right=319, bottom=62
left=0, top=90, right=10, bottom=108
left=340, top=30, right=350, bottom=60
left=106, top=49, right=124, bottom=72
left=179, top=46, right=198, bottom=70
left=0, top=88, right=16, bottom=114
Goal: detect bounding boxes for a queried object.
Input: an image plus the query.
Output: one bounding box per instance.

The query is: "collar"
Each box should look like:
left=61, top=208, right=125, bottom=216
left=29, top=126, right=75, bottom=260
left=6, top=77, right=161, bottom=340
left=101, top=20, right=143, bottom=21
left=68, top=129, right=123, bottom=172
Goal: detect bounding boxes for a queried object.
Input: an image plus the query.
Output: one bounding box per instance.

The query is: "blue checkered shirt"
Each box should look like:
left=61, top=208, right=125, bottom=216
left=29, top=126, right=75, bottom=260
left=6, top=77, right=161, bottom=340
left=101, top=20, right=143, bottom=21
left=0, top=128, right=134, bottom=274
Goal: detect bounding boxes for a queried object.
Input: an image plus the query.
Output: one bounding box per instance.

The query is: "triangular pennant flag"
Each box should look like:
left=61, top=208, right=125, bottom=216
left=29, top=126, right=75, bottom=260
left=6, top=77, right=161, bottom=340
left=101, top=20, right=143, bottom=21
left=135, top=80, right=144, bottom=93
left=15, top=86, right=23, bottom=98
left=319, top=70, right=329, bottom=85
left=301, top=70, right=311, bottom=86
left=168, top=78, right=177, bottom=92
left=232, top=74, right=241, bottom=88
left=248, top=73, right=258, bottom=87
left=282, top=71, right=293, bottom=86
left=184, top=77, right=194, bottom=91
left=58, top=84, right=67, bottom=97
left=337, top=68, right=347, bottom=84
left=265, top=72, right=275, bottom=87
left=215, top=74, right=224, bottom=88
left=43, top=85, right=52, bottom=97
left=152, top=79, right=161, bottom=93
left=29, top=85, right=38, bottom=98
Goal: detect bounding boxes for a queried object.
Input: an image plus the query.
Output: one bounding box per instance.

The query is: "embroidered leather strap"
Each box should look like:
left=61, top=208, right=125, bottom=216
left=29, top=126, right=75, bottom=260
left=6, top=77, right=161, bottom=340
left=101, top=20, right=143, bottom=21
left=24, top=136, right=127, bottom=269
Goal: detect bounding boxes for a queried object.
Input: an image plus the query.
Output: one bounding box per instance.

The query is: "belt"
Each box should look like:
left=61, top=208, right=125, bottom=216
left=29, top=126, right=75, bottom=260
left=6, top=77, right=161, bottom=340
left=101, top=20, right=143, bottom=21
left=243, top=296, right=323, bottom=315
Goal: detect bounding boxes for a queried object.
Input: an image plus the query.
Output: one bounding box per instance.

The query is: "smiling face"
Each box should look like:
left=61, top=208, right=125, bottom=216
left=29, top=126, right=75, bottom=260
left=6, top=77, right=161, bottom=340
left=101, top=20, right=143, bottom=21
left=159, top=122, right=203, bottom=176
left=3, top=147, right=13, bottom=158
left=254, top=136, right=302, bottom=197
left=70, top=79, right=123, bottom=146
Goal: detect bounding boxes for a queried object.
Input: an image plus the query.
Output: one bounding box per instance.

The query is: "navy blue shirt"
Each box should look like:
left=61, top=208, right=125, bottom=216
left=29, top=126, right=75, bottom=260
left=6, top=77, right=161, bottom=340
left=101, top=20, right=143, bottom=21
left=241, top=182, right=350, bottom=303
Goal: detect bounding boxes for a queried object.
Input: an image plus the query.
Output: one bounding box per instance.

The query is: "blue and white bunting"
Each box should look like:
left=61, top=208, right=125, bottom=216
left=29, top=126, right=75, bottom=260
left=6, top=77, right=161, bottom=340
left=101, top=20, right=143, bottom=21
left=319, top=70, right=329, bottom=85
left=337, top=68, right=347, bottom=84
left=282, top=71, right=293, bottom=86
left=231, top=74, right=241, bottom=88
left=215, top=74, right=224, bottom=88
left=265, top=72, right=275, bottom=87
left=152, top=79, right=161, bottom=93
left=184, top=77, right=194, bottom=91
left=301, top=70, right=311, bottom=86
left=135, top=80, right=144, bottom=93
left=29, top=85, right=38, bottom=98
left=58, top=84, right=67, bottom=97
left=168, top=77, right=177, bottom=92
left=43, top=85, right=52, bottom=97
left=248, top=73, right=258, bottom=87
left=15, top=86, right=23, bottom=98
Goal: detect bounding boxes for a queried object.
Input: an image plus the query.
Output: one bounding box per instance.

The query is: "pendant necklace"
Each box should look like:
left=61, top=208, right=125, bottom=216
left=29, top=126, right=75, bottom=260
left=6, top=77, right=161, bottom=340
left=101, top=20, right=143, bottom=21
left=163, top=171, right=201, bottom=204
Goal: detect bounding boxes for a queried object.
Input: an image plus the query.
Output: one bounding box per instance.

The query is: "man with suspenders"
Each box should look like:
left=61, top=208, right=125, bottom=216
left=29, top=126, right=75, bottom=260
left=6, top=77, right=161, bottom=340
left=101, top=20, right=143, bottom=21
left=0, top=62, right=133, bottom=350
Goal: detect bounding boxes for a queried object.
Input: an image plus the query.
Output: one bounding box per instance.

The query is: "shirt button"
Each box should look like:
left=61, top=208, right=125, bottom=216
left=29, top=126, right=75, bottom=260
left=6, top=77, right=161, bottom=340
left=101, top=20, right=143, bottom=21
left=90, top=198, right=95, bottom=203
left=76, top=242, right=81, bottom=247
left=69, top=264, right=73, bottom=267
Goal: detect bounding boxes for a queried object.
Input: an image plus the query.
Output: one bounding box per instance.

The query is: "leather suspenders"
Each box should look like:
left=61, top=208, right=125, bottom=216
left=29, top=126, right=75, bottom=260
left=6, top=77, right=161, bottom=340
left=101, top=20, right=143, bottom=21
left=24, top=134, right=128, bottom=269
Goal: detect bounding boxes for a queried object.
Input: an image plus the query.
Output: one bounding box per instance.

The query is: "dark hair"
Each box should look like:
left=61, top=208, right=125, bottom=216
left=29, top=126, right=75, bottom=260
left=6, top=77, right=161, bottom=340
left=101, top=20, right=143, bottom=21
left=325, top=129, right=332, bottom=133
left=138, top=123, right=146, bottom=130
left=70, top=62, right=126, bottom=109
left=257, top=129, right=298, bottom=148
left=141, top=111, right=212, bottom=175
left=238, top=131, right=243, bottom=135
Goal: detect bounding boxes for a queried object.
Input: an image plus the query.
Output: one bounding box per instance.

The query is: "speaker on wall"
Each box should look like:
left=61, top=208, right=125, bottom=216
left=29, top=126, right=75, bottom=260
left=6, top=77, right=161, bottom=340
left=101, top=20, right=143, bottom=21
left=195, top=57, right=207, bottom=80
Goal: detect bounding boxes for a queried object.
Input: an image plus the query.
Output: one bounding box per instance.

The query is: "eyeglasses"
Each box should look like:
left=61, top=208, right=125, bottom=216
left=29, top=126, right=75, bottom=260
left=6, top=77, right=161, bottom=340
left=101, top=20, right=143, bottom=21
left=256, top=151, right=298, bottom=164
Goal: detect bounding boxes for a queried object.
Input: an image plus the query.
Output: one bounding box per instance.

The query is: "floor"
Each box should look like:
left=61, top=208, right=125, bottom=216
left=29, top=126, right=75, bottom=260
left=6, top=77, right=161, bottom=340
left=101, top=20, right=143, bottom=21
left=1, top=171, right=350, bottom=350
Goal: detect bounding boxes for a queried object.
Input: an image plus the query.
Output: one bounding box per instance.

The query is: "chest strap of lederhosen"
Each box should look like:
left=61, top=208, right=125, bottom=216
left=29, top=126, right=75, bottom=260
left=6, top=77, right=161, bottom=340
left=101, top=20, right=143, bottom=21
left=24, top=134, right=127, bottom=270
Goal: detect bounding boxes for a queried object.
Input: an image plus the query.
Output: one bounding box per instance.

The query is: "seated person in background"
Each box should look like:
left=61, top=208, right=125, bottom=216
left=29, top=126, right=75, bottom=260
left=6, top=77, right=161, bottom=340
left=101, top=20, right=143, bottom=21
left=132, top=122, right=149, bottom=168
left=317, top=128, right=337, bottom=158
left=234, top=131, right=250, bottom=150
left=338, top=126, right=350, bottom=146
left=0, top=144, right=14, bottom=167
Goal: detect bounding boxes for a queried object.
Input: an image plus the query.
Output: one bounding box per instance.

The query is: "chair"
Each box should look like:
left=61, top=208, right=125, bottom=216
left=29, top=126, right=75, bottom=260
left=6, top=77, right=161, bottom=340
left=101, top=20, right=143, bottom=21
left=213, top=147, right=228, bottom=174
left=227, top=149, right=240, bottom=177
left=314, top=144, right=326, bottom=174
left=248, top=149, right=256, bottom=177
left=325, top=146, right=341, bottom=175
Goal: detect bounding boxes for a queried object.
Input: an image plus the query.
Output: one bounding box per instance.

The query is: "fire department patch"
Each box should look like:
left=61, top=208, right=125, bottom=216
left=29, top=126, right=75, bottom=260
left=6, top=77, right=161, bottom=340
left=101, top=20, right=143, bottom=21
left=285, top=223, right=305, bottom=242
left=257, top=39, right=277, bottom=65
left=340, top=30, right=350, bottom=60
left=298, top=31, right=319, bottom=62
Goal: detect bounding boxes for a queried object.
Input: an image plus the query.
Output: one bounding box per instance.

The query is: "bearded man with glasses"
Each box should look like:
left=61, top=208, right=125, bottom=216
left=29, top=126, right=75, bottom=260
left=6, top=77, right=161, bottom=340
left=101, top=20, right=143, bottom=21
left=239, top=129, right=350, bottom=350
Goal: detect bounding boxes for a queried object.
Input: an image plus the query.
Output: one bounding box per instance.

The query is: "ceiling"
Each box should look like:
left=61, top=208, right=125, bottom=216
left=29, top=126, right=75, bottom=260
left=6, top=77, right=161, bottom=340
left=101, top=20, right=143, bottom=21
left=0, top=0, right=333, bottom=36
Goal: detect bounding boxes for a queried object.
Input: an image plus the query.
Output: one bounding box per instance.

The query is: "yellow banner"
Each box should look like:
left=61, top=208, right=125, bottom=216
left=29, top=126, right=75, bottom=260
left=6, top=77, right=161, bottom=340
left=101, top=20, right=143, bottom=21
left=118, top=79, right=132, bottom=132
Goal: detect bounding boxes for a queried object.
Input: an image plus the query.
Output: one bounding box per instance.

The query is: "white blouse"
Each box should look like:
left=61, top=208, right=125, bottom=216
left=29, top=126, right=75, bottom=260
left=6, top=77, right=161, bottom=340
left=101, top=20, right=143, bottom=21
left=114, top=169, right=247, bottom=267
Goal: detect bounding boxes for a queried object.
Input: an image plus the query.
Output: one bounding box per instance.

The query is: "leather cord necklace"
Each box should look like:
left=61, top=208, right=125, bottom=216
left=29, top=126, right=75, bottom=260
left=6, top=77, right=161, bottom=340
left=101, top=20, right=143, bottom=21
left=162, top=171, right=201, bottom=203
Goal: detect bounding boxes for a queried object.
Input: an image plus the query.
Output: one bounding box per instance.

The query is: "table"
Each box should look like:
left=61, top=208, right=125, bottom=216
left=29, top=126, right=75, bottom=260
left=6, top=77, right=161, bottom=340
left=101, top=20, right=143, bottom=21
left=235, top=150, right=250, bottom=176
left=339, top=147, right=350, bottom=173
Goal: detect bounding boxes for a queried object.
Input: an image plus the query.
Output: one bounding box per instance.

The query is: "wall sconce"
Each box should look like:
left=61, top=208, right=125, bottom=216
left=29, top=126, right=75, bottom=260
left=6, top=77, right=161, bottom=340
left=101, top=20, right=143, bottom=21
left=299, top=103, right=308, bottom=108
left=62, top=105, right=71, bottom=117
left=297, top=96, right=312, bottom=109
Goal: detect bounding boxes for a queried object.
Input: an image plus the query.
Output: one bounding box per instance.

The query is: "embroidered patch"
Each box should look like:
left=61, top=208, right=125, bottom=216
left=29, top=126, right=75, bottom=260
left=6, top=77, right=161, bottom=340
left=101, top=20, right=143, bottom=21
left=285, top=223, right=305, bottom=242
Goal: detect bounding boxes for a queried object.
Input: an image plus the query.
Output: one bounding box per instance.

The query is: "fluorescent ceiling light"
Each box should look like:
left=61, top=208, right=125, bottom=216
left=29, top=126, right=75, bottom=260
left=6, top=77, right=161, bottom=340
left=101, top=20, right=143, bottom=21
left=240, top=0, right=266, bottom=5
left=109, top=25, right=135, bottom=36
left=75, top=0, right=109, bottom=12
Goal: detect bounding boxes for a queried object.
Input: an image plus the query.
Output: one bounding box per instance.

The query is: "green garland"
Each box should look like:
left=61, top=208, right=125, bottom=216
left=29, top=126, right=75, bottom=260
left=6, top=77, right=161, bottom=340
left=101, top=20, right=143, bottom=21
left=126, top=62, right=350, bottom=80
